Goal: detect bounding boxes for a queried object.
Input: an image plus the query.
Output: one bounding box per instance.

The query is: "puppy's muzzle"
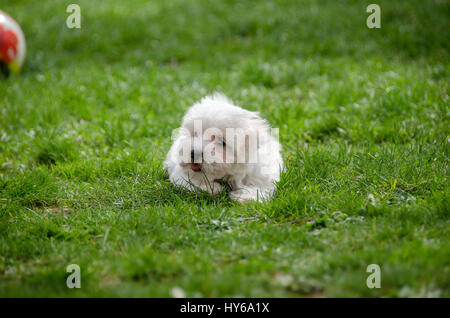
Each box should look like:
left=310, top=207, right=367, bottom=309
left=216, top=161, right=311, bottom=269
left=191, top=149, right=202, bottom=172
left=191, top=149, right=203, bottom=163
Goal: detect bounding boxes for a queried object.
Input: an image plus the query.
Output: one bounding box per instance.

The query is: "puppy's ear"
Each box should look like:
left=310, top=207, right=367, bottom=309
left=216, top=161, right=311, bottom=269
left=244, top=128, right=259, bottom=164
left=172, top=127, right=191, bottom=140
left=233, top=128, right=259, bottom=163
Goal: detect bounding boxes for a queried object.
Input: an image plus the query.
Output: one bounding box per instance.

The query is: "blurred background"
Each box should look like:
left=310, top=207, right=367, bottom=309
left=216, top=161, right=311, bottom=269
left=0, top=0, right=448, bottom=297
left=1, top=0, right=448, bottom=151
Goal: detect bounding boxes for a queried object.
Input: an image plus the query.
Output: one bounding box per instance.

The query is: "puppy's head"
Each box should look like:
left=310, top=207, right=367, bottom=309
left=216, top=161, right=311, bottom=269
left=175, top=94, right=269, bottom=180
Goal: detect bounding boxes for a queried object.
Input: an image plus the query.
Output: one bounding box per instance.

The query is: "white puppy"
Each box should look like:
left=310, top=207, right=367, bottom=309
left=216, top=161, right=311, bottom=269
left=164, top=93, right=283, bottom=202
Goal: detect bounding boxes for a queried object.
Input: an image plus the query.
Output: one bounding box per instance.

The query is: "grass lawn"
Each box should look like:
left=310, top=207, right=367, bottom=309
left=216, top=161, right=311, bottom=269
left=0, top=0, right=449, bottom=297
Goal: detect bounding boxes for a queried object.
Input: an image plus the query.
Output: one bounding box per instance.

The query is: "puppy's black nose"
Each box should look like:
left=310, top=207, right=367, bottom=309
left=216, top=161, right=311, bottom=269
left=191, top=149, right=202, bottom=163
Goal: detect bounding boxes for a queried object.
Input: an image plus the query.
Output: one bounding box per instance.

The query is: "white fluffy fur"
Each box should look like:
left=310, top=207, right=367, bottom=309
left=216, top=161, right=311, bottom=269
left=164, top=93, right=283, bottom=202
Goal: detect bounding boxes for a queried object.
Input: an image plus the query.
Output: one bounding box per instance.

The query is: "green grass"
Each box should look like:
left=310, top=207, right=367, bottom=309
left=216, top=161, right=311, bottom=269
left=0, top=0, right=449, bottom=297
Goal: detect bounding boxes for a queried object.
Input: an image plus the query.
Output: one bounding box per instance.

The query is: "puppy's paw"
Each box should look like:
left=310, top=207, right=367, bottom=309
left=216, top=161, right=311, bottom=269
left=229, top=188, right=259, bottom=203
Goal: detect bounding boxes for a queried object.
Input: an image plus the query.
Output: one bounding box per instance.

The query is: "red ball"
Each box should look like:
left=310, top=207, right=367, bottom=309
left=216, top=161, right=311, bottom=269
left=0, top=10, right=26, bottom=76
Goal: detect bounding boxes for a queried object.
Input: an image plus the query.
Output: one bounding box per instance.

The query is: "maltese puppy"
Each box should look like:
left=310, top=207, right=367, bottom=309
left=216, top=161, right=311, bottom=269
left=164, top=93, right=283, bottom=202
